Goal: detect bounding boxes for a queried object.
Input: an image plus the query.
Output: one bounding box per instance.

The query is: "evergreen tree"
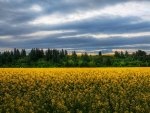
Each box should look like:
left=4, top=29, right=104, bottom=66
left=72, top=51, right=77, bottom=62
left=120, top=51, right=124, bottom=58
left=99, top=51, right=102, bottom=56
left=21, top=49, right=26, bottom=57
left=14, top=48, right=20, bottom=60
left=45, top=48, right=53, bottom=61
left=52, top=49, right=60, bottom=63
left=29, top=48, right=37, bottom=61
left=81, top=52, right=90, bottom=66
left=114, top=51, right=120, bottom=58
left=125, top=51, right=129, bottom=57
left=82, top=52, right=90, bottom=62
left=65, top=50, right=68, bottom=56
left=60, top=49, right=65, bottom=59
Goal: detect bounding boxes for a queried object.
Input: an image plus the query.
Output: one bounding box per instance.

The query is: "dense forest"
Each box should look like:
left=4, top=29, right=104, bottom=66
left=0, top=48, right=150, bottom=67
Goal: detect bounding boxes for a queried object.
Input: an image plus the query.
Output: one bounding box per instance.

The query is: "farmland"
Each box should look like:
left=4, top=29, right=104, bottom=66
left=0, top=68, right=150, bottom=113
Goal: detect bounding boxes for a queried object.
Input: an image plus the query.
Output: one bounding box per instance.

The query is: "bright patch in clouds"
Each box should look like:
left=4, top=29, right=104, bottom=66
left=0, top=35, right=13, bottom=39
left=60, top=31, right=150, bottom=39
left=93, top=32, right=150, bottom=39
left=102, top=1, right=150, bottom=21
left=21, top=30, right=77, bottom=37
left=30, top=4, right=42, bottom=12
left=30, top=1, right=150, bottom=25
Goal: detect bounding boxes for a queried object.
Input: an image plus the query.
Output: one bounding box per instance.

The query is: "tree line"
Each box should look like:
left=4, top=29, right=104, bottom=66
left=0, top=48, right=150, bottom=67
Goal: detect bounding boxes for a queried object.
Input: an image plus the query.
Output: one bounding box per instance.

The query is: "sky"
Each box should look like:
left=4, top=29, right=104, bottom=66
left=0, top=0, right=150, bottom=53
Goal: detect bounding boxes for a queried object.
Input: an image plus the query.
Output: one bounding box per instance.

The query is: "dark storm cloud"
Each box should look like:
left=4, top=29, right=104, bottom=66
left=3, top=35, right=150, bottom=50
left=0, top=0, right=150, bottom=52
left=51, top=16, right=149, bottom=34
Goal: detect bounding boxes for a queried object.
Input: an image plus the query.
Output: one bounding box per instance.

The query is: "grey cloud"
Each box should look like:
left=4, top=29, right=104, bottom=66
left=2, top=35, right=150, bottom=50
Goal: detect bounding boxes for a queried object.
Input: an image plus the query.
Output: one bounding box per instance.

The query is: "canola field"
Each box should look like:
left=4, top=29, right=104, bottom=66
left=0, top=68, right=150, bottom=113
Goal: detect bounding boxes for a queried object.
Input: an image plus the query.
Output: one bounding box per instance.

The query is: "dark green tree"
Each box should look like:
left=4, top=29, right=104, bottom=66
left=21, top=49, right=26, bottom=57
left=114, top=51, right=120, bottom=58
left=125, top=51, right=129, bottom=57
left=99, top=51, right=102, bottom=56
left=14, top=48, right=20, bottom=60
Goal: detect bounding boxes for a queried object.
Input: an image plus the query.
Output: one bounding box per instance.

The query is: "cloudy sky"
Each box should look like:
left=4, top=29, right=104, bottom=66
left=0, top=0, right=150, bottom=53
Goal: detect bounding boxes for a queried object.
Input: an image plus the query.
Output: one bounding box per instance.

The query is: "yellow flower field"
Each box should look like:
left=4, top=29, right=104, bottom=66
left=0, top=68, right=150, bottom=113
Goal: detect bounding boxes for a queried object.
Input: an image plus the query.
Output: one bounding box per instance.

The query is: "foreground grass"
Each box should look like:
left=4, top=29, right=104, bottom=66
left=0, top=68, right=150, bottom=113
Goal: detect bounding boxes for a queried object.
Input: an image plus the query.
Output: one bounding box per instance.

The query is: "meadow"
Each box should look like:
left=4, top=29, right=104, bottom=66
left=0, top=68, right=150, bottom=113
